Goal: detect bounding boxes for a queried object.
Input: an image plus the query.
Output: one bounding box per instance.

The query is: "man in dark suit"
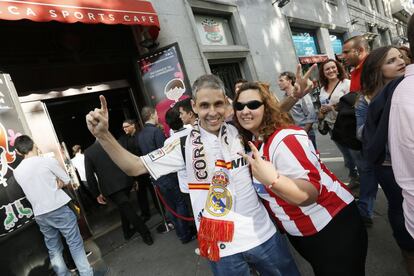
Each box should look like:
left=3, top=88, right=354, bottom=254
left=118, top=119, right=158, bottom=222
left=84, top=141, right=153, bottom=245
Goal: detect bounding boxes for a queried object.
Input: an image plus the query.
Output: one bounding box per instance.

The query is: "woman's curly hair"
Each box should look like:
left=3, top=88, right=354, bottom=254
left=233, top=82, right=292, bottom=144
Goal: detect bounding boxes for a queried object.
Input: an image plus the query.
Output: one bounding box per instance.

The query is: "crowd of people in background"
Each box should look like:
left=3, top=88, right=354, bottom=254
left=12, top=12, right=414, bottom=276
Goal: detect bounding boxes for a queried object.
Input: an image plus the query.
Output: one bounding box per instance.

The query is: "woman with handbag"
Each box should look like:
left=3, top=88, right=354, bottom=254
left=318, top=59, right=359, bottom=183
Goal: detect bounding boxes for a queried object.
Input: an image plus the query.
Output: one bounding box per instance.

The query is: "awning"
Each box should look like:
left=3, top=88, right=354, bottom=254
left=298, top=54, right=329, bottom=64
left=0, top=0, right=159, bottom=37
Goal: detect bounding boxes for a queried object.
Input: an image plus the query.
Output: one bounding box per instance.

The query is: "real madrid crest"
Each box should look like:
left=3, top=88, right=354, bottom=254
left=205, top=185, right=232, bottom=217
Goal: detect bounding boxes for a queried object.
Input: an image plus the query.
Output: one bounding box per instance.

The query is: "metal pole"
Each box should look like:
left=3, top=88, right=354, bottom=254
left=150, top=183, right=172, bottom=232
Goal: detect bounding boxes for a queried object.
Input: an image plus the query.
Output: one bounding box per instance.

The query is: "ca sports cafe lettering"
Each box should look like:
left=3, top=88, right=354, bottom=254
left=0, top=3, right=156, bottom=24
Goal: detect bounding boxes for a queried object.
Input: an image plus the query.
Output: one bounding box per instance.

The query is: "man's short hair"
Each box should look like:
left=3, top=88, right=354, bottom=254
left=123, top=119, right=136, bottom=125
left=165, top=106, right=183, bottom=131
left=279, top=71, right=296, bottom=85
left=191, top=74, right=226, bottom=99
left=344, top=35, right=370, bottom=52
left=141, top=106, right=155, bottom=122
left=408, top=15, right=414, bottom=58
left=176, top=98, right=195, bottom=114
left=14, top=135, right=34, bottom=155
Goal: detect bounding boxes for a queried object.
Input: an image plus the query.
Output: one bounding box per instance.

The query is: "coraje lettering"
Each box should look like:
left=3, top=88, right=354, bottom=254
left=191, top=126, right=208, bottom=181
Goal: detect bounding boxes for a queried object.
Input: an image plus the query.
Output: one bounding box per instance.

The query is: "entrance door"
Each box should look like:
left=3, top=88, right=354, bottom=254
left=210, top=62, right=243, bottom=100
left=44, top=88, right=138, bottom=236
left=19, top=82, right=142, bottom=237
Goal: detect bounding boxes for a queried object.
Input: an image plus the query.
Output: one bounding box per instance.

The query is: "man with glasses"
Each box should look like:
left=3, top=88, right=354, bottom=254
left=118, top=119, right=157, bottom=223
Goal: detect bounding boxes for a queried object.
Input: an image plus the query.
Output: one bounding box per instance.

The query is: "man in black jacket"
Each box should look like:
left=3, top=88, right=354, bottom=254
left=84, top=141, right=153, bottom=245
left=118, top=119, right=158, bottom=222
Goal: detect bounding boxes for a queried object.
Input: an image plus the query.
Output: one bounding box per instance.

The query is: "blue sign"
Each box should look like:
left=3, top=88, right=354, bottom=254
left=331, top=38, right=343, bottom=54
left=292, top=34, right=318, bottom=56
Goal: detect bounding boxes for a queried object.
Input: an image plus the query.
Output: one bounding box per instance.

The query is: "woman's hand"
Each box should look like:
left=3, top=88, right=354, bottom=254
left=320, top=104, right=333, bottom=114
left=239, top=141, right=279, bottom=187
left=240, top=141, right=318, bottom=206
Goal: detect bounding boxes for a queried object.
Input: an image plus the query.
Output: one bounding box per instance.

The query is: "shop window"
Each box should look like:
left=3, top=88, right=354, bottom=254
left=195, top=15, right=235, bottom=46
left=329, top=34, right=344, bottom=55
left=291, top=29, right=320, bottom=57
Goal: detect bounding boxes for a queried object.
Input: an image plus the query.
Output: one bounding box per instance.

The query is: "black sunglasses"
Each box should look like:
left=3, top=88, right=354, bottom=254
left=234, top=100, right=264, bottom=111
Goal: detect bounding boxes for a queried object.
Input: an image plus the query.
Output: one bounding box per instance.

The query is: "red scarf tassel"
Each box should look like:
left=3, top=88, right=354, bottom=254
left=198, top=217, right=234, bottom=261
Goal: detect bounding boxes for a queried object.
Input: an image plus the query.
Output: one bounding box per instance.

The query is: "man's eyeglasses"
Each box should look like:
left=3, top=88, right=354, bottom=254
left=234, top=100, right=264, bottom=111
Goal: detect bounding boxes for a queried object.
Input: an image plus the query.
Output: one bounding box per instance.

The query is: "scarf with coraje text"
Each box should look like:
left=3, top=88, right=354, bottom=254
left=186, top=120, right=241, bottom=261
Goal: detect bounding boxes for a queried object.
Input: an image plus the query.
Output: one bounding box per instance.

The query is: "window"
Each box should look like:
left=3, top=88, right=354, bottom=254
left=329, top=34, right=343, bottom=55
left=291, top=29, right=320, bottom=56
left=195, top=15, right=235, bottom=46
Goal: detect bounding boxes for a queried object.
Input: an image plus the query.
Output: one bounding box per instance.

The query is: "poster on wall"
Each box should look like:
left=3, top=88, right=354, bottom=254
left=292, top=32, right=318, bottom=56
left=0, top=74, right=34, bottom=238
left=138, top=43, right=192, bottom=136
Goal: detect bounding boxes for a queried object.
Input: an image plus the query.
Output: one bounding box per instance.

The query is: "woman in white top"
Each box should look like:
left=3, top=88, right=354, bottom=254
left=318, top=59, right=358, bottom=181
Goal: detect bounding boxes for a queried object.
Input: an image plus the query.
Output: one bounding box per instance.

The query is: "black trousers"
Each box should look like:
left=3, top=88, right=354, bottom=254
left=108, top=188, right=150, bottom=236
left=136, top=174, right=161, bottom=217
left=288, top=201, right=368, bottom=276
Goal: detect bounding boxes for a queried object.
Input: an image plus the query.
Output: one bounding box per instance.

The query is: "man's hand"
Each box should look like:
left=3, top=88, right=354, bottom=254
left=239, top=141, right=279, bottom=187
left=292, top=63, right=317, bottom=100
left=97, top=194, right=107, bottom=205
left=86, top=95, right=109, bottom=139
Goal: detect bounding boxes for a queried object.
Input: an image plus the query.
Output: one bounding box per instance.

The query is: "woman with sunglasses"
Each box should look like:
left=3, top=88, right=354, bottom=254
left=233, top=82, right=367, bottom=276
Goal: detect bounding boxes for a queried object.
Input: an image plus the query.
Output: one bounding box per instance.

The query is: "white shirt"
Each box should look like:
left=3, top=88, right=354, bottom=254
left=320, top=79, right=350, bottom=126
left=164, top=127, right=191, bottom=193
left=141, top=125, right=276, bottom=257
left=71, top=153, right=86, bottom=182
left=14, top=156, right=71, bottom=216
left=389, top=64, right=414, bottom=239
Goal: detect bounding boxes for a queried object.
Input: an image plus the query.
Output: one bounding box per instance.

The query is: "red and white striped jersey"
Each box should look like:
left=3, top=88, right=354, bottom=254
left=252, top=127, right=354, bottom=236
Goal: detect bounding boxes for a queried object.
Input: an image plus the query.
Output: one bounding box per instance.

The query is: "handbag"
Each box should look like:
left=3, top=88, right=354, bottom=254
left=318, top=119, right=330, bottom=135
left=318, top=81, right=339, bottom=136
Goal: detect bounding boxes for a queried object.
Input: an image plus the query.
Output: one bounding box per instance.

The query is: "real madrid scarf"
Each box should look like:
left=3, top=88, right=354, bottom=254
left=186, top=120, right=238, bottom=261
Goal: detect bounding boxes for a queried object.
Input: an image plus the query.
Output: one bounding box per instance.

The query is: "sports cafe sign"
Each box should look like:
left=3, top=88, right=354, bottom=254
left=0, top=0, right=159, bottom=26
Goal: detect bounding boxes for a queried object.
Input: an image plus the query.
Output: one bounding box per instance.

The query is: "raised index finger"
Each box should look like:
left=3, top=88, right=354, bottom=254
left=99, top=95, right=108, bottom=114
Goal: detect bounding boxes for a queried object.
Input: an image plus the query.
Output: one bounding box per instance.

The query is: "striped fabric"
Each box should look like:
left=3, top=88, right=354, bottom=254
left=253, top=127, right=354, bottom=236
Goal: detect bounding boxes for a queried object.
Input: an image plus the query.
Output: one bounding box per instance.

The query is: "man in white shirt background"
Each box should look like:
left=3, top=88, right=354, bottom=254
left=71, top=144, right=97, bottom=211
left=13, top=135, right=93, bottom=276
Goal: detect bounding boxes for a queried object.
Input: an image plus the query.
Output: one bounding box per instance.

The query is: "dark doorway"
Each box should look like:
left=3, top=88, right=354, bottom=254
left=45, top=88, right=137, bottom=152
left=210, top=62, right=242, bottom=100
left=44, top=88, right=139, bottom=236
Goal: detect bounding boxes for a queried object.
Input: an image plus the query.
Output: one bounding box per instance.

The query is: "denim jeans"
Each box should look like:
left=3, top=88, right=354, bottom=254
left=35, top=205, right=93, bottom=276
left=332, top=140, right=358, bottom=177
left=209, top=232, right=300, bottom=276
left=375, top=165, right=414, bottom=251
left=349, top=149, right=378, bottom=218
left=158, top=180, right=192, bottom=241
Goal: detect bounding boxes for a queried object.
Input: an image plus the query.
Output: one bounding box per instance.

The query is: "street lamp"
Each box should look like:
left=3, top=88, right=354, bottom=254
left=272, top=0, right=291, bottom=8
